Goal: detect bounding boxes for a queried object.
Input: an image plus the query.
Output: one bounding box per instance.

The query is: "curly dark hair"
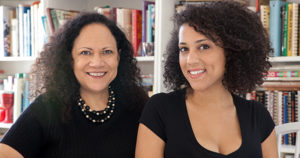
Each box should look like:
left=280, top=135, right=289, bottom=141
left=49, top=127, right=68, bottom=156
left=164, top=0, right=272, bottom=94
left=31, top=12, right=148, bottom=121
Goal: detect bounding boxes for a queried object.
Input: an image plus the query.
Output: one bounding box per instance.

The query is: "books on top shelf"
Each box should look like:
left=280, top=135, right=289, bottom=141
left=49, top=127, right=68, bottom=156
left=45, top=8, right=79, bottom=36
left=0, top=1, right=46, bottom=58
left=262, top=1, right=300, bottom=57
left=94, top=1, right=155, bottom=57
left=0, top=1, right=80, bottom=59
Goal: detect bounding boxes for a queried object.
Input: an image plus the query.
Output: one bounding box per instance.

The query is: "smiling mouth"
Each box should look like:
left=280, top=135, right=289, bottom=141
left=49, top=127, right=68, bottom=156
left=188, top=69, right=206, bottom=79
left=188, top=69, right=206, bottom=75
left=87, top=72, right=106, bottom=77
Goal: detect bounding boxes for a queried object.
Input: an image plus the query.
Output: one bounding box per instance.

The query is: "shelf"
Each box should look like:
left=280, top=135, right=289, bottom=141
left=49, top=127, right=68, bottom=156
left=0, top=123, right=13, bottom=129
left=269, top=56, right=300, bottom=62
left=136, top=56, right=154, bottom=62
left=280, top=145, right=297, bottom=154
left=0, top=57, right=36, bottom=61
left=265, top=77, right=300, bottom=81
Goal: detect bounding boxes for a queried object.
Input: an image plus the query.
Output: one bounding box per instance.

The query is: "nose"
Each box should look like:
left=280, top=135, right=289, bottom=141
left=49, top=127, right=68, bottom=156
left=89, top=53, right=105, bottom=67
left=186, top=49, right=200, bottom=65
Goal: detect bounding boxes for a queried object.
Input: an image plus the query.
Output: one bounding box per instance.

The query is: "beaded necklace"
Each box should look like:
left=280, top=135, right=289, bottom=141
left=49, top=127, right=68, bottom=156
left=77, top=87, right=116, bottom=123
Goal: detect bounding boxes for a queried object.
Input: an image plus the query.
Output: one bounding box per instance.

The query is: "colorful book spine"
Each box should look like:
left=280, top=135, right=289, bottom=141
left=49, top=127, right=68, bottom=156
left=282, top=3, right=288, bottom=56
left=269, top=0, right=282, bottom=57
left=268, top=71, right=300, bottom=77
left=142, top=0, right=155, bottom=43
left=291, top=3, right=299, bottom=56
left=132, top=9, right=142, bottom=56
left=287, top=3, right=293, bottom=56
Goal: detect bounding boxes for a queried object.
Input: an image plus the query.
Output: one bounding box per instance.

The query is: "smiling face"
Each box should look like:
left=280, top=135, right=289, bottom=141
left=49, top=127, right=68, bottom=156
left=72, top=23, right=119, bottom=96
left=178, top=23, right=226, bottom=92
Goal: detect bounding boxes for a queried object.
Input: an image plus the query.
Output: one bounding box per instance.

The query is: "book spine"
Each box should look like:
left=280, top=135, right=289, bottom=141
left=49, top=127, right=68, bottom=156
left=287, top=3, right=293, bottom=56
left=132, top=10, right=142, bottom=56
left=292, top=3, right=299, bottom=56
left=269, top=0, right=282, bottom=57
left=282, top=3, right=288, bottom=56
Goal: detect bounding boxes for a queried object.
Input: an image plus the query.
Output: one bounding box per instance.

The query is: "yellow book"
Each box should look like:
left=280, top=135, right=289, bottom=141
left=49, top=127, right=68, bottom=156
left=287, top=3, right=293, bottom=56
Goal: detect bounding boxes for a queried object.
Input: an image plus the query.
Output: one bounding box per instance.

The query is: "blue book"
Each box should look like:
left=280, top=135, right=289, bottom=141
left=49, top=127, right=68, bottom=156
left=142, top=0, right=155, bottom=43
left=269, top=0, right=282, bottom=57
left=283, top=94, right=288, bottom=144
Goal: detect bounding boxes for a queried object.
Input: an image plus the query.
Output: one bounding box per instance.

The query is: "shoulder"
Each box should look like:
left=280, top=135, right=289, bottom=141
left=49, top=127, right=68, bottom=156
left=232, top=94, right=267, bottom=113
left=23, top=94, right=63, bottom=123
left=142, top=89, right=185, bottom=115
left=147, top=89, right=184, bottom=106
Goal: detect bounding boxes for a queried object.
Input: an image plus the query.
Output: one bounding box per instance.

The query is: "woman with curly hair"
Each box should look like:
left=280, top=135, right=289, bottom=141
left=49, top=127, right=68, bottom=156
left=136, top=1, right=277, bottom=158
left=0, top=12, right=148, bottom=158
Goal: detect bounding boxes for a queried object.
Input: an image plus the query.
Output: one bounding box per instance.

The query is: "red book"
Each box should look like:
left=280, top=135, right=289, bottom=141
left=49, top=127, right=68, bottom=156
left=132, top=9, right=142, bottom=56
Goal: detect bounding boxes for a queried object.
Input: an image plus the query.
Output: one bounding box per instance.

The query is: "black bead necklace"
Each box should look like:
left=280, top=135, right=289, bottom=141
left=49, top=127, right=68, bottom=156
left=77, top=87, right=116, bottom=123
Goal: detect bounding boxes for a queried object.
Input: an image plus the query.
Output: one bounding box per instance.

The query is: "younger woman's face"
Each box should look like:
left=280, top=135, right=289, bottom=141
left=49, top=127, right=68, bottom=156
left=72, top=23, right=119, bottom=96
left=178, top=23, right=226, bottom=92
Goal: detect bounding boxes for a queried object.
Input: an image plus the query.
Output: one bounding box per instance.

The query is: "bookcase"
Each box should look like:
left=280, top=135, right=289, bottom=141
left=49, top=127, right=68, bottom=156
left=1, top=0, right=300, bottom=155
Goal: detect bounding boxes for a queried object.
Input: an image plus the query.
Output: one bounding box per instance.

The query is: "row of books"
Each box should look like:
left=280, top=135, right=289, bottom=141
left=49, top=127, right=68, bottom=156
left=0, top=0, right=155, bottom=58
left=266, top=70, right=300, bottom=82
left=0, top=72, right=30, bottom=123
left=0, top=1, right=46, bottom=58
left=263, top=1, right=300, bottom=57
left=246, top=90, right=300, bottom=145
left=268, top=70, right=300, bottom=78
left=94, top=0, right=155, bottom=57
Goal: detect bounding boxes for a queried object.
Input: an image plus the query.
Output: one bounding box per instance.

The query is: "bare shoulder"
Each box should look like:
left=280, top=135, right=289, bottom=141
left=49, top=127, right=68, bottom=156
left=135, top=124, right=165, bottom=158
left=0, top=143, right=23, bottom=158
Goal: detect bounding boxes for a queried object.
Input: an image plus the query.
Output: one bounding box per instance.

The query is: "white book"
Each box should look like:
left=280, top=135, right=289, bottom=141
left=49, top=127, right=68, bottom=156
left=298, top=91, right=300, bottom=122
left=18, top=4, right=24, bottom=57
left=11, top=18, right=18, bottom=57
left=23, top=12, right=28, bottom=56
left=13, top=75, right=24, bottom=122
left=30, top=5, right=35, bottom=57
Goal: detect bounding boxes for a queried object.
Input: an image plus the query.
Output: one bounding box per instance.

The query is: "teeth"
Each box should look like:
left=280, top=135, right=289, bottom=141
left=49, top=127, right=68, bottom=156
left=88, top=72, right=105, bottom=76
left=190, top=70, right=205, bottom=75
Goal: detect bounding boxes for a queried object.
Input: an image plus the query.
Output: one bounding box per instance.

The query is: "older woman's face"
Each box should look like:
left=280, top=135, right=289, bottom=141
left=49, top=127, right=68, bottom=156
left=72, top=23, right=119, bottom=95
left=178, top=24, right=226, bottom=92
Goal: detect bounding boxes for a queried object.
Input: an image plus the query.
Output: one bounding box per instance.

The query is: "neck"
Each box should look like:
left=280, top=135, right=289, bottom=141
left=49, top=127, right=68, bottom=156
left=79, top=88, right=109, bottom=111
left=186, top=85, right=233, bottom=109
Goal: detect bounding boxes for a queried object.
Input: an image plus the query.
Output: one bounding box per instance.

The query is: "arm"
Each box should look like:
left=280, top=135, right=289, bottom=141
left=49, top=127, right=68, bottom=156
left=135, top=124, right=165, bottom=158
left=0, top=144, right=23, bottom=158
left=261, top=129, right=278, bottom=158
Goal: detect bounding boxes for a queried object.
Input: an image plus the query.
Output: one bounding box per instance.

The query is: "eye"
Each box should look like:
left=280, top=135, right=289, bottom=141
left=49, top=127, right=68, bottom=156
left=199, top=44, right=210, bottom=50
left=103, top=50, right=113, bottom=54
left=179, top=47, right=188, bottom=53
left=80, top=51, right=91, bottom=55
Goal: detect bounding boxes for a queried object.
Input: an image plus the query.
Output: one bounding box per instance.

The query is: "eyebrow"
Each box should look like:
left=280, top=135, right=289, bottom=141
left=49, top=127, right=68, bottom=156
left=77, top=47, right=92, bottom=51
left=179, top=39, right=207, bottom=45
left=77, top=46, right=111, bottom=51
